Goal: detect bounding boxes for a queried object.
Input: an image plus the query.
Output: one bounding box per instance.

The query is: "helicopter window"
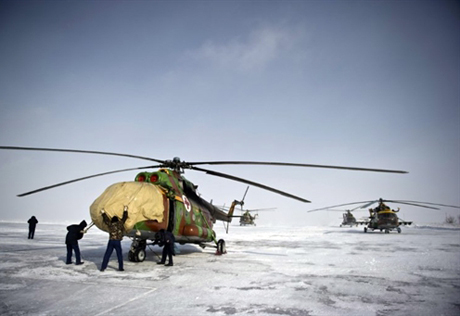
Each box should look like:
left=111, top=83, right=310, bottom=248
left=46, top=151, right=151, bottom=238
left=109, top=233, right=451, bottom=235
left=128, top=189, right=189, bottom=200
left=159, top=169, right=169, bottom=175
left=150, top=174, right=159, bottom=183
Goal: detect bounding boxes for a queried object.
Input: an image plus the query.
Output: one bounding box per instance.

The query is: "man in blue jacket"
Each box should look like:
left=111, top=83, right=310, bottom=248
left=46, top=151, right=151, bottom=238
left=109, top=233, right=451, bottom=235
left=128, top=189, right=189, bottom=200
left=65, top=220, right=87, bottom=265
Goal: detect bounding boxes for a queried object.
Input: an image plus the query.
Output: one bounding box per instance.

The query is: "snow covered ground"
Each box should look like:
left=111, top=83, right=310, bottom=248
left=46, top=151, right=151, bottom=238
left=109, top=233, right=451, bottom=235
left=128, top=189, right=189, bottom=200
left=0, top=222, right=459, bottom=316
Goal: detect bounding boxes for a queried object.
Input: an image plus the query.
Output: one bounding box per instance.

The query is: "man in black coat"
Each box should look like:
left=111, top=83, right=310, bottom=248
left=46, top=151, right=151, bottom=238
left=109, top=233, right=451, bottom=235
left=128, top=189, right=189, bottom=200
left=155, top=229, right=175, bottom=266
left=27, top=216, right=38, bottom=239
left=65, top=220, right=87, bottom=265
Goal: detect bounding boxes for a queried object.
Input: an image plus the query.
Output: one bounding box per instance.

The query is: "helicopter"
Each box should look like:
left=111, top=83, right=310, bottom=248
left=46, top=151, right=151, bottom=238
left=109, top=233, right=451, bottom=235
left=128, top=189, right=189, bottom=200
left=219, top=186, right=276, bottom=226
left=0, top=146, right=408, bottom=261
left=238, top=207, right=277, bottom=226
left=308, top=208, right=368, bottom=227
left=309, top=198, right=460, bottom=233
left=339, top=210, right=368, bottom=227
left=239, top=210, right=258, bottom=226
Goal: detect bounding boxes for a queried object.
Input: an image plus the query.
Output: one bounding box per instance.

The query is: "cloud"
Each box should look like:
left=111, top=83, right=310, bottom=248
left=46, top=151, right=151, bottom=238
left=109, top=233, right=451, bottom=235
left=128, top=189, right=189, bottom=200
left=190, top=26, right=298, bottom=72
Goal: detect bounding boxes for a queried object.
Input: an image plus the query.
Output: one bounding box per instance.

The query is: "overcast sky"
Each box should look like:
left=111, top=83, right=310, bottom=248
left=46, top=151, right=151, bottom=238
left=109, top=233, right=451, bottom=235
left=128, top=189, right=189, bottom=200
left=0, top=0, right=458, bottom=226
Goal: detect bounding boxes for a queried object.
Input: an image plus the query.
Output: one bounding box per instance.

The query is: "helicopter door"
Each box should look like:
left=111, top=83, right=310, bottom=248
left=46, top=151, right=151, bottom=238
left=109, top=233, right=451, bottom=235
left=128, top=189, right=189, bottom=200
left=167, top=198, right=175, bottom=232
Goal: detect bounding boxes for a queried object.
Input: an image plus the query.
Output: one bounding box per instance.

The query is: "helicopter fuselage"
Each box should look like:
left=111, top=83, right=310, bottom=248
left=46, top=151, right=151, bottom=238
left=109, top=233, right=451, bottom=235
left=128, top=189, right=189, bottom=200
left=364, top=204, right=410, bottom=233
left=89, top=168, right=232, bottom=261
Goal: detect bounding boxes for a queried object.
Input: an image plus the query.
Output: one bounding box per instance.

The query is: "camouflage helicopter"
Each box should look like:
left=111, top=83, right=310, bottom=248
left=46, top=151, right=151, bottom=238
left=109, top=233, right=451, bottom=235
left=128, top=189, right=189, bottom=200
left=238, top=207, right=277, bottom=226
left=308, top=208, right=368, bottom=227
left=339, top=210, right=368, bottom=227
left=310, top=198, right=460, bottom=233
left=0, top=146, right=408, bottom=261
left=220, top=186, right=276, bottom=226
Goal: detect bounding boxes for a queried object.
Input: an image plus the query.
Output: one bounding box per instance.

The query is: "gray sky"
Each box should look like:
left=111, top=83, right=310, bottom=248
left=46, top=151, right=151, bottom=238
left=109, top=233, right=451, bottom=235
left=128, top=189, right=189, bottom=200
left=0, top=0, right=459, bottom=225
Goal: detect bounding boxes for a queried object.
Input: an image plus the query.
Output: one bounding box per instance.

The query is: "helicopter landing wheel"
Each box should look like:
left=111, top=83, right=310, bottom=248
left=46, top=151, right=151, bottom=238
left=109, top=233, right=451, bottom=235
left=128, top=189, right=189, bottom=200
left=364, top=227, right=367, bottom=233
left=216, top=239, right=226, bottom=255
left=397, top=227, right=401, bottom=233
left=385, top=229, right=390, bottom=234
left=129, top=239, right=147, bottom=262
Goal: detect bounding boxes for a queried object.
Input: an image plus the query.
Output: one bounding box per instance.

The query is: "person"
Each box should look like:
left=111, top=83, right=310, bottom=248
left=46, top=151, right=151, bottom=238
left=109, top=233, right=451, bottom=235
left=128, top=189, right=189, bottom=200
left=27, top=216, right=38, bottom=239
left=65, top=220, right=87, bottom=265
left=155, top=229, right=175, bottom=266
left=100, top=206, right=128, bottom=272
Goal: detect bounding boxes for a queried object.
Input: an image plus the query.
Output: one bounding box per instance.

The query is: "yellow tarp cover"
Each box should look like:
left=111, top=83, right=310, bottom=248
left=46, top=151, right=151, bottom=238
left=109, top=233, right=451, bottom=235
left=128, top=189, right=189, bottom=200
left=90, top=181, right=165, bottom=232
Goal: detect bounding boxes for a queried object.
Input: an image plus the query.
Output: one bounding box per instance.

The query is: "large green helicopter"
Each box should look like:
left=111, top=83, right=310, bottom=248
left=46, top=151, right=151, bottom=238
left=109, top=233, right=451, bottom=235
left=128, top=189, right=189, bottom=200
left=0, top=146, right=407, bottom=260
left=309, top=198, right=460, bottom=233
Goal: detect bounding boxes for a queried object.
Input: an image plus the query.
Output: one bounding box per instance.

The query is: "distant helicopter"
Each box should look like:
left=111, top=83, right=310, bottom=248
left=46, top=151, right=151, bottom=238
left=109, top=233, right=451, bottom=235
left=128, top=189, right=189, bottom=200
left=339, top=210, right=368, bottom=227
left=309, top=198, right=460, bottom=233
left=239, top=210, right=258, bottom=226
left=308, top=208, right=367, bottom=227
left=238, top=207, right=277, bottom=226
left=220, top=186, right=276, bottom=226
left=0, top=146, right=407, bottom=260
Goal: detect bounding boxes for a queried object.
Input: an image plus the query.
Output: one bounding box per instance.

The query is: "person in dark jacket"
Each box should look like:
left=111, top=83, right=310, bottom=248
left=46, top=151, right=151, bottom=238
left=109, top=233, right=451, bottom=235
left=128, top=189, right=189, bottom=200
left=156, top=229, right=175, bottom=266
left=65, top=220, right=87, bottom=265
left=27, top=216, right=38, bottom=239
left=100, top=206, right=128, bottom=272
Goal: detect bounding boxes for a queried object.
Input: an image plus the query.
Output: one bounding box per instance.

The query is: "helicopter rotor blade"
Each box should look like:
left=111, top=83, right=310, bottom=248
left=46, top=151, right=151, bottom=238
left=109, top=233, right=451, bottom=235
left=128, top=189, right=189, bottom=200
left=1, top=147, right=409, bottom=175
left=309, top=198, right=456, bottom=213
left=187, top=161, right=408, bottom=174
left=308, top=201, right=375, bottom=212
left=17, top=165, right=163, bottom=197
left=190, top=166, right=311, bottom=203
left=0, top=146, right=166, bottom=164
left=241, top=186, right=249, bottom=202
left=383, top=200, right=440, bottom=210
left=359, top=200, right=380, bottom=209
left=246, top=207, right=277, bottom=212
left=389, top=200, right=460, bottom=209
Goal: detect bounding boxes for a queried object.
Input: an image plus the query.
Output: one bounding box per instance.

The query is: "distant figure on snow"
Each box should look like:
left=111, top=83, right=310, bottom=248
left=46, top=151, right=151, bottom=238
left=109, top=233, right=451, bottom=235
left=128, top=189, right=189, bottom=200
left=155, top=229, right=175, bottom=266
left=100, top=206, right=128, bottom=272
left=27, top=216, right=38, bottom=239
left=65, top=220, right=87, bottom=265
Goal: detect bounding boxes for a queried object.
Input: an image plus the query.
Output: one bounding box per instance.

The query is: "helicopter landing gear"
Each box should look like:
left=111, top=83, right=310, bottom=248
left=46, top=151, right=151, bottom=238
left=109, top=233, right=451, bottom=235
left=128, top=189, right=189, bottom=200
left=129, top=239, right=147, bottom=262
left=397, top=227, right=401, bottom=233
left=364, top=227, right=367, bottom=233
left=216, top=239, right=226, bottom=255
left=385, top=229, right=390, bottom=234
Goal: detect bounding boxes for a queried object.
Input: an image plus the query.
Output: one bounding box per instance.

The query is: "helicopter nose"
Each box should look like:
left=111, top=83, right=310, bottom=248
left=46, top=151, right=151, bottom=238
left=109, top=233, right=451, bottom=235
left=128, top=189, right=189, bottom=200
left=90, top=181, right=166, bottom=232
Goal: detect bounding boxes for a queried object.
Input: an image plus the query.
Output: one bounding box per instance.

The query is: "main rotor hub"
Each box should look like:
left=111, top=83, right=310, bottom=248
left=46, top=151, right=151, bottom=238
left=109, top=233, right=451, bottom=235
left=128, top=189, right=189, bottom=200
left=164, top=157, right=189, bottom=173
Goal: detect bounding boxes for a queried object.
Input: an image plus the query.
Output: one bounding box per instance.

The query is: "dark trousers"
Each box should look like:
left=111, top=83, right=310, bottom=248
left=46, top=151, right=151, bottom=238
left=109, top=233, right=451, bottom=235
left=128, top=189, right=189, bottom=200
left=28, top=227, right=36, bottom=239
left=101, top=240, right=123, bottom=270
left=160, top=244, right=173, bottom=264
left=66, top=243, right=82, bottom=264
